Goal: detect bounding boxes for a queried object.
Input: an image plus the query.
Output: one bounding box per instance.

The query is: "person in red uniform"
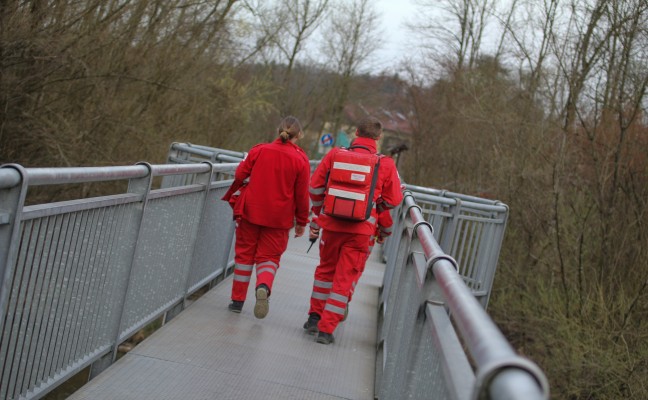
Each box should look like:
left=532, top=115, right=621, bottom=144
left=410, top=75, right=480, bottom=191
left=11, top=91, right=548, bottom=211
left=303, top=116, right=403, bottom=344
left=223, top=116, right=310, bottom=319
left=313, top=209, right=393, bottom=323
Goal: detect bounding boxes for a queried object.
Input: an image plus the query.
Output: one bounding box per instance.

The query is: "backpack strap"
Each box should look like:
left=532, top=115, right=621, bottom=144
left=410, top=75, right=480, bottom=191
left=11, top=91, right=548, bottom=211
left=347, top=145, right=371, bottom=152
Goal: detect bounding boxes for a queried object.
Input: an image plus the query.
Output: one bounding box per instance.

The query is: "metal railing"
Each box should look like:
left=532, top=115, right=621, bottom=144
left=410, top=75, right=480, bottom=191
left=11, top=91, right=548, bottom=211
left=0, top=162, right=238, bottom=400
left=383, top=184, right=509, bottom=309
left=376, top=190, right=549, bottom=399
left=0, top=143, right=549, bottom=399
left=166, top=142, right=320, bottom=175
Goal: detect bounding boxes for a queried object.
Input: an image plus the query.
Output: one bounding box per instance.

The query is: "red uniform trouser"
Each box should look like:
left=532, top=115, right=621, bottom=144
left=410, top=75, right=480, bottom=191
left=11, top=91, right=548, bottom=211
left=349, top=241, right=374, bottom=302
left=231, top=218, right=289, bottom=302
left=309, top=230, right=370, bottom=334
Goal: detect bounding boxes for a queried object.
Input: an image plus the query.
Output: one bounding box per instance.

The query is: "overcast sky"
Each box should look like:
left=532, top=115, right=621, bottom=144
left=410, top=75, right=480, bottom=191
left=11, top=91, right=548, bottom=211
left=371, top=0, right=419, bottom=75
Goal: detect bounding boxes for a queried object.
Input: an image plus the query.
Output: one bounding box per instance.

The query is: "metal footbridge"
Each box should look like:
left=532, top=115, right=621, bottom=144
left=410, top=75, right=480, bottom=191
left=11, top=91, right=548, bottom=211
left=0, top=143, right=549, bottom=399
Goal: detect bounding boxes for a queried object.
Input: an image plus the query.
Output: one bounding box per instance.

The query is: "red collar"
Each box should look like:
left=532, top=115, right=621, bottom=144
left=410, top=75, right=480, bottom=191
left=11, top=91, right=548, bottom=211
left=349, top=137, right=377, bottom=153
left=273, top=137, right=295, bottom=146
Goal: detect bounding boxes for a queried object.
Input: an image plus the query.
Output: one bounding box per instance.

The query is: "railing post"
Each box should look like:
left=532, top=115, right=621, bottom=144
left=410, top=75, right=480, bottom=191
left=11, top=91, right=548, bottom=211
left=0, top=165, right=27, bottom=324
left=0, top=166, right=28, bottom=400
left=166, top=162, right=214, bottom=322
left=439, top=197, right=461, bottom=252
left=479, top=204, right=509, bottom=308
left=89, top=163, right=154, bottom=379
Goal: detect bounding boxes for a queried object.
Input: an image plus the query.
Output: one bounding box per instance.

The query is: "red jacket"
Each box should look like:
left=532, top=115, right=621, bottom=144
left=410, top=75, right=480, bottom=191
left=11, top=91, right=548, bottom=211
left=374, top=209, right=394, bottom=240
left=225, top=138, right=310, bottom=229
left=310, top=137, right=403, bottom=235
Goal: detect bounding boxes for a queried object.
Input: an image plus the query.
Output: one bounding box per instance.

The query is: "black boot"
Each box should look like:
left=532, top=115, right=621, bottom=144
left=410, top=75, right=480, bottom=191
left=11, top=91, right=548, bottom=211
left=316, top=331, right=334, bottom=345
left=228, top=300, right=244, bottom=313
left=303, top=312, right=321, bottom=335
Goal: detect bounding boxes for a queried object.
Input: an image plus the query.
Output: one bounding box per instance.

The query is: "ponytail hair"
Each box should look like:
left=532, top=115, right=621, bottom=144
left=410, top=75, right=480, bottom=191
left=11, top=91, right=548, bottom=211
left=277, top=116, right=303, bottom=143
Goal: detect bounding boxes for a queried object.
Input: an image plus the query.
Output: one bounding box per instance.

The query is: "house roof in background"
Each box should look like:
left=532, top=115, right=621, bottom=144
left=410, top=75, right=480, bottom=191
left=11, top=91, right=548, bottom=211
left=343, top=104, right=413, bottom=135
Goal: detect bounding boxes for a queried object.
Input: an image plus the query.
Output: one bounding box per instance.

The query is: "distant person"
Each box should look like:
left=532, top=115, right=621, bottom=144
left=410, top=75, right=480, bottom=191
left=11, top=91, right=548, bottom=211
left=222, top=116, right=310, bottom=318
left=303, top=116, right=403, bottom=344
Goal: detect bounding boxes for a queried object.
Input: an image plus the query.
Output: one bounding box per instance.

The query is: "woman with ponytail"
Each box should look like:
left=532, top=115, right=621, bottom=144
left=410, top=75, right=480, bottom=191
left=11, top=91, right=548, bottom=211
left=223, top=116, right=310, bottom=319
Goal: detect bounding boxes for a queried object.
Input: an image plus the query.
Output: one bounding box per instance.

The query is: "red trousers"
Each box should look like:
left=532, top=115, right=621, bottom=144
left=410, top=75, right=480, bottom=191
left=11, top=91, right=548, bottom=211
left=231, top=218, right=289, bottom=302
left=349, top=239, right=374, bottom=301
left=309, top=230, right=370, bottom=334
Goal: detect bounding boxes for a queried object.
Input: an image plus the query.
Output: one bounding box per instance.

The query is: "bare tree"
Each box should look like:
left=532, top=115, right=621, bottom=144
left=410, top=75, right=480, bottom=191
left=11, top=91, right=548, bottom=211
left=411, top=0, right=497, bottom=73
left=403, top=0, right=648, bottom=397
left=271, top=0, right=330, bottom=115
left=319, top=0, right=381, bottom=134
left=0, top=0, right=270, bottom=170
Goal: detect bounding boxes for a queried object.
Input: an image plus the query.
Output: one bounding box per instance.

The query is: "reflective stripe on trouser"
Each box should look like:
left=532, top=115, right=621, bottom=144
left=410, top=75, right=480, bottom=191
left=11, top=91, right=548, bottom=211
left=255, top=261, right=278, bottom=293
left=313, top=230, right=369, bottom=334
left=309, top=278, right=334, bottom=316
left=231, top=218, right=289, bottom=301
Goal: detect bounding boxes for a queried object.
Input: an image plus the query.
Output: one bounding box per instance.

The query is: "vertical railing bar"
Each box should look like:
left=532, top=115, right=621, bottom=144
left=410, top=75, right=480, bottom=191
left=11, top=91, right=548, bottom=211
left=459, top=214, right=473, bottom=274
left=110, top=202, right=135, bottom=329
left=21, top=214, right=59, bottom=394
left=0, top=220, right=34, bottom=400
left=9, top=217, right=46, bottom=399
left=30, top=214, right=64, bottom=390
left=471, top=222, right=490, bottom=290
left=102, top=203, right=129, bottom=342
left=454, top=216, right=467, bottom=274
left=37, top=212, right=73, bottom=387
left=47, top=211, right=79, bottom=378
left=61, top=209, right=90, bottom=371
left=63, top=208, right=93, bottom=370
left=0, top=166, right=27, bottom=395
left=88, top=201, right=137, bottom=381
left=464, top=217, right=479, bottom=288
left=177, top=163, right=212, bottom=313
left=473, top=217, right=485, bottom=287
left=79, top=206, right=110, bottom=359
left=80, top=206, right=108, bottom=360
left=0, top=221, right=23, bottom=397
left=72, top=207, right=103, bottom=364
left=108, top=163, right=153, bottom=363
left=482, top=209, right=508, bottom=308
left=89, top=205, right=124, bottom=350
left=440, top=198, right=461, bottom=254
left=55, top=208, right=90, bottom=373
left=81, top=208, right=105, bottom=357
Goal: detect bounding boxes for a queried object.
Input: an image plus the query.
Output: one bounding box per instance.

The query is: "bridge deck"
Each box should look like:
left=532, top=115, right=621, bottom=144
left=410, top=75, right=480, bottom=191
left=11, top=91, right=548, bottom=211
left=68, top=233, right=384, bottom=400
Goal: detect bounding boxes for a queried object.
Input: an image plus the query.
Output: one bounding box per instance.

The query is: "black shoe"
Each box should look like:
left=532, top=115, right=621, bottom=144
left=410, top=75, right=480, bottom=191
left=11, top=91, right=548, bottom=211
left=228, top=300, right=244, bottom=313
left=254, top=284, right=269, bottom=319
left=303, top=313, right=321, bottom=335
left=316, top=331, right=334, bottom=345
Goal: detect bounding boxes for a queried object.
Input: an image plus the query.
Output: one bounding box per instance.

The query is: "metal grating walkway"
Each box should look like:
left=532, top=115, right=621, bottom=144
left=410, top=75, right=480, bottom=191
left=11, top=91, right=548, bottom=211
left=68, top=233, right=384, bottom=400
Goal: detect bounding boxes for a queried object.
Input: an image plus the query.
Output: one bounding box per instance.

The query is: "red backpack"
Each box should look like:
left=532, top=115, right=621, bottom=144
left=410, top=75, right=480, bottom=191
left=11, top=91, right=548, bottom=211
left=322, top=145, right=383, bottom=221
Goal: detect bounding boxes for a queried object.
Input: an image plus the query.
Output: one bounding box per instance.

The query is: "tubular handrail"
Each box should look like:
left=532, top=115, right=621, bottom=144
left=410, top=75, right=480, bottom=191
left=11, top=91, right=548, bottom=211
left=375, top=189, right=548, bottom=399
left=0, top=161, right=239, bottom=400
left=404, top=183, right=505, bottom=206
left=406, top=193, right=549, bottom=399
left=0, top=169, right=22, bottom=189
left=170, top=142, right=247, bottom=160
left=0, top=163, right=239, bottom=187
left=412, top=191, right=509, bottom=213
